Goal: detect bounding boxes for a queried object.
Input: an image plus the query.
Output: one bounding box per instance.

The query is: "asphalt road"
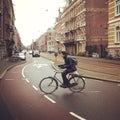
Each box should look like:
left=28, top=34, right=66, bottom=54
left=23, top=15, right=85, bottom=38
left=0, top=56, right=79, bottom=120
left=0, top=55, right=120, bottom=120
left=23, top=56, right=120, bottom=120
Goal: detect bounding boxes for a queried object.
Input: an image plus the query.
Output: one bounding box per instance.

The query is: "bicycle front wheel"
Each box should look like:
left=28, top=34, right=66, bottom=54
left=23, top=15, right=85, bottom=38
left=69, top=76, right=85, bottom=93
left=39, top=77, right=58, bottom=94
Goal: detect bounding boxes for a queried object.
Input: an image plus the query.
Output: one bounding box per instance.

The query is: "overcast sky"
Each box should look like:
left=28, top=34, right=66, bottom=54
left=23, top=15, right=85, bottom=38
left=12, top=0, right=66, bottom=46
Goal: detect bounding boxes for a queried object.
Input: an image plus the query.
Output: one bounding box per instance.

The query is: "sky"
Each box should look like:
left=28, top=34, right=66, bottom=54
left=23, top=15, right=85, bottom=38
left=12, top=0, right=66, bottom=46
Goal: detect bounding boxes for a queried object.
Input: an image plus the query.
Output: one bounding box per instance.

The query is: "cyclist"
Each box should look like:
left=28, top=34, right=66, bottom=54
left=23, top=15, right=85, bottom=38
left=58, top=51, right=77, bottom=88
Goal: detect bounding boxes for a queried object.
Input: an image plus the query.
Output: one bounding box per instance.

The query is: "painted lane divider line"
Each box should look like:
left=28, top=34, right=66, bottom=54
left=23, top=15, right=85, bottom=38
left=5, top=78, right=14, bottom=81
left=25, top=79, right=30, bottom=83
left=32, top=85, right=38, bottom=91
left=87, top=91, right=101, bottom=93
left=22, top=66, right=26, bottom=78
left=44, top=95, right=56, bottom=103
left=69, top=112, right=86, bottom=120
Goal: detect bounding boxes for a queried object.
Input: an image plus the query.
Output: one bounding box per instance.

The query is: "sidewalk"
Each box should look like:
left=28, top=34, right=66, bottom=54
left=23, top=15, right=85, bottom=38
left=0, top=59, right=26, bottom=80
left=41, top=52, right=120, bottom=83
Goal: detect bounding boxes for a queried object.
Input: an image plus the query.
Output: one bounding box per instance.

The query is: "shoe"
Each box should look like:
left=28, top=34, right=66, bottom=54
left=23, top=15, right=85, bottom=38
left=68, top=83, right=78, bottom=87
left=60, top=84, right=68, bottom=88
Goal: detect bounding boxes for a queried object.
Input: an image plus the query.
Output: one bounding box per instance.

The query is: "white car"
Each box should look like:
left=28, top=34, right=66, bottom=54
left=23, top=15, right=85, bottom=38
left=32, top=50, right=40, bottom=57
left=18, top=52, right=26, bottom=60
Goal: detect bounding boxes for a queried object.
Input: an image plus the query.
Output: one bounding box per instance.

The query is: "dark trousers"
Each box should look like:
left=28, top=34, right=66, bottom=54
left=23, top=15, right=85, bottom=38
left=61, top=69, right=75, bottom=85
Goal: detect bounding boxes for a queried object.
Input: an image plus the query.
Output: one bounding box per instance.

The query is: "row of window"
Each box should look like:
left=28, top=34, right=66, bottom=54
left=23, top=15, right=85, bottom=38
left=115, top=26, right=120, bottom=43
left=115, top=0, right=120, bottom=15
left=115, top=0, right=120, bottom=43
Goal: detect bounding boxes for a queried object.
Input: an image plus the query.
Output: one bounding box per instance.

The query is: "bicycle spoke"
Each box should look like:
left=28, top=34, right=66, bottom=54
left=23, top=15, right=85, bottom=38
left=69, top=76, right=85, bottom=92
left=39, top=77, right=58, bottom=94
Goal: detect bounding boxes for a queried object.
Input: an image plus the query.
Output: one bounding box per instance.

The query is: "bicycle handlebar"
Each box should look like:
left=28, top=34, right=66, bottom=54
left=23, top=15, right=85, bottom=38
left=53, top=70, right=62, bottom=74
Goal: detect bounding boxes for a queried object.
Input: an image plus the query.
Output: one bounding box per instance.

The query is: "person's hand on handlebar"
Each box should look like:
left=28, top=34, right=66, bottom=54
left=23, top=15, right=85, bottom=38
left=58, top=65, right=65, bottom=69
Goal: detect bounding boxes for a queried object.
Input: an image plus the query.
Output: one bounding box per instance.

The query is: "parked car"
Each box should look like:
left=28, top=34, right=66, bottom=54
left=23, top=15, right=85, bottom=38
left=9, top=54, right=20, bottom=62
left=18, top=52, right=26, bottom=60
left=92, top=52, right=99, bottom=58
left=32, top=50, right=40, bottom=57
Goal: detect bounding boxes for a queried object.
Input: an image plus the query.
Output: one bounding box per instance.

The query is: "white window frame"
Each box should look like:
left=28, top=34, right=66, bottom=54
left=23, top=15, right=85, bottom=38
left=115, top=26, right=120, bottom=43
left=115, top=0, right=120, bottom=16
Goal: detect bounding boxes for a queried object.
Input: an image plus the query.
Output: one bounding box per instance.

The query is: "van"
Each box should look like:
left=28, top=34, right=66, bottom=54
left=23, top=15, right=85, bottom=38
left=32, top=50, right=40, bottom=57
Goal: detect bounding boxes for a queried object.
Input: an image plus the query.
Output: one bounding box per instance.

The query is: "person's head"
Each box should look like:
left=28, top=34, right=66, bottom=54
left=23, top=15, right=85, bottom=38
left=61, top=51, right=68, bottom=58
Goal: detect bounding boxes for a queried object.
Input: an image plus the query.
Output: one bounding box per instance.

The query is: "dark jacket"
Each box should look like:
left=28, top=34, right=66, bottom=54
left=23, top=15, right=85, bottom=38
left=58, top=56, right=77, bottom=71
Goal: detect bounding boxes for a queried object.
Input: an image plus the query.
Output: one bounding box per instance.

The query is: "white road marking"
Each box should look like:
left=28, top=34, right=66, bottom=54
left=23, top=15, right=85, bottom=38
left=22, top=64, right=33, bottom=78
left=70, top=112, right=86, bottom=120
left=87, top=91, right=101, bottom=93
left=22, top=66, right=26, bottom=78
left=44, top=95, right=56, bottom=103
left=33, top=63, right=48, bottom=69
left=32, top=85, right=38, bottom=91
left=5, top=79, right=14, bottom=81
left=25, top=79, right=30, bottom=83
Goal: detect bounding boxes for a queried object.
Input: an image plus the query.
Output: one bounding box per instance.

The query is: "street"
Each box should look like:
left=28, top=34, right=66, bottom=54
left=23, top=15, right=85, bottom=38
left=0, top=54, right=120, bottom=120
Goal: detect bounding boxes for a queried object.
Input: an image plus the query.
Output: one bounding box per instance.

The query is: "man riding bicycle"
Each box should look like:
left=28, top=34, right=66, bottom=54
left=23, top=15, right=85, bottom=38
left=58, top=51, right=77, bottom=88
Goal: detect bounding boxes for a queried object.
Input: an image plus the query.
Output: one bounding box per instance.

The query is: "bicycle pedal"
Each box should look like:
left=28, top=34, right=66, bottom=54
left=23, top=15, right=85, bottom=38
left=69, top=83, right=78, bottom=87
left=60, top=84, right=68, bottom=88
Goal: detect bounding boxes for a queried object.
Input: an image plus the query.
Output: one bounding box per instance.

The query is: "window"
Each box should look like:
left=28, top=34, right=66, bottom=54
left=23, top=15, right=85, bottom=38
left=115, top=26, right=120, bottom=43
left=115, top=0, right=120, bottom=15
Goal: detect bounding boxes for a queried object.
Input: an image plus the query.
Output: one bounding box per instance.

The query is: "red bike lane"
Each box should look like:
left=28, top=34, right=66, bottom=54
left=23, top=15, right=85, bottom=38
left=0, top=64, right=79, bottom=120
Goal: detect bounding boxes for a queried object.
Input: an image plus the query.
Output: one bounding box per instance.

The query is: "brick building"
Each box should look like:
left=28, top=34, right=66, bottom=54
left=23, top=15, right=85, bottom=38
left=86, top=0, right=108, bottom=57
left=37, top=28, right=57, bottom=52
left=55, top=0, right=108, bottom=57
left=13, top=27, right=22, bottom=53
left=37, top=33, right=47, bottom=52
left=0, top=0, right=15, bottom=59
left=108, top=0, right=120, bottom=59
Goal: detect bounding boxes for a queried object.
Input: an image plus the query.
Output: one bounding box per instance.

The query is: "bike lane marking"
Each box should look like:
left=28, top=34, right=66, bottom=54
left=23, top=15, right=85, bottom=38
left=70, top=112, right=86, bottom=120
left=21, top=62, right=87, bottom=120
left=44, top=95, right=56, bottom=103
left=22, top=65, right=27, bottom=78
left=43, top=95, right=87, bottom=120
left=25, top=78, right=30, bottom=83
left=32, top=85, right=38, bottom=91
left=23, top=77, right=87, bottom=120
left=5, top=78, right=15, bottom=81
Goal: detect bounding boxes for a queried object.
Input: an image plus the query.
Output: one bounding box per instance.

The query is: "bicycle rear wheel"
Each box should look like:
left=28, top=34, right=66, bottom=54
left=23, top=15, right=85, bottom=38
left=69, top=76, right=85, bottom=92
left=39, top=77, right=58, bottom=94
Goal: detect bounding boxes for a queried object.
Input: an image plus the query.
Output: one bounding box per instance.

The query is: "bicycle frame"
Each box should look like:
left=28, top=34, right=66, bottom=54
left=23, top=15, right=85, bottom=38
left=53, top=70, right=76, bottom=84
left=53, top=71, right=63, bottom=84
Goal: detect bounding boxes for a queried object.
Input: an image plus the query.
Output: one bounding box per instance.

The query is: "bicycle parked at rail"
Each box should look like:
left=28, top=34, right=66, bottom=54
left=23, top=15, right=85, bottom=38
left=39, top=70, right=85, bottom=94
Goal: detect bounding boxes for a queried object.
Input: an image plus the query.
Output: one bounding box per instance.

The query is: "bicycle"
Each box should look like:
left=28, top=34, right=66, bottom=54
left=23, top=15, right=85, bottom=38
left=39, top=70, right=85, bottom=94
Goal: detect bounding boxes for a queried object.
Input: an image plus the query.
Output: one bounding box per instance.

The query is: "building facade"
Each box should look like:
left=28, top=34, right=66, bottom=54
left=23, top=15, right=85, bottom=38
left=37, top=28, right=58, bottom=52
left=36, top=34, right=47, bottom=52
left=55, top=0, right=108, bottom=57
left=86, top=0, right=108, bottom=58
left=108, top=0, right=120, bottom=59
left=13, top=27, right=22, bottom=53
left=0, top=0, right=15, bottom=59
